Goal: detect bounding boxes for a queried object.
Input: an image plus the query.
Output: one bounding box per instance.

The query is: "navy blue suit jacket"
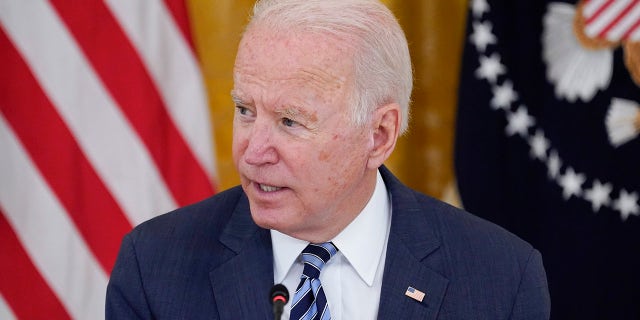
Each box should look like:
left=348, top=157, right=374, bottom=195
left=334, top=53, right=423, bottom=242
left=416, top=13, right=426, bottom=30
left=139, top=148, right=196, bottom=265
left=106, top=167, right=550, bottom=319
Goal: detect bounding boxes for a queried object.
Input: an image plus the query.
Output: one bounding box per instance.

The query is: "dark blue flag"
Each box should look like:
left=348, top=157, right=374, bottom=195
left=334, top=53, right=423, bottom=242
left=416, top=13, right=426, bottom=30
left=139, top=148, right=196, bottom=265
left=455, top=0, right=640, bottom=318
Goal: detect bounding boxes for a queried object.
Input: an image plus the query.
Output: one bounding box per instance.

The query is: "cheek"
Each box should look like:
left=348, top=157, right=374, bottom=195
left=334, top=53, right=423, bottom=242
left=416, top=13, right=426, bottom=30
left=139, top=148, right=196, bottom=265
left=231, top=128, right=247, bottom=164
left=328, top=131, right=369, bottom=160
left=318, top=150, right=330, bottom=162
left=316, top=134, right=342, bottom=162
left=317, top=136, right=367, bottom=180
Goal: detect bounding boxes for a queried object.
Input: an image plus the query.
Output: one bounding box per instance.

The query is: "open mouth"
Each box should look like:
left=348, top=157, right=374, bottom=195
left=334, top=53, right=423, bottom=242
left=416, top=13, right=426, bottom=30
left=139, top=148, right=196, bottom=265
left=259, top=184, right=282, bottom=192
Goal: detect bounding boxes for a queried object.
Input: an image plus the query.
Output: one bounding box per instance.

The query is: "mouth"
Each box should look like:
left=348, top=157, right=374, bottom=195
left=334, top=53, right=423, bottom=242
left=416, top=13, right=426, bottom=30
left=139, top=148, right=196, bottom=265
left=258, top=183, right=283, bottom=192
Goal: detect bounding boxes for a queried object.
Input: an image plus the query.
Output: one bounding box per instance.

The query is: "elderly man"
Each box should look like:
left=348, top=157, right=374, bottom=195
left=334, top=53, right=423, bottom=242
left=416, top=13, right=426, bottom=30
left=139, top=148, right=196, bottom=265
left=106, top=0, right=551, bottom=319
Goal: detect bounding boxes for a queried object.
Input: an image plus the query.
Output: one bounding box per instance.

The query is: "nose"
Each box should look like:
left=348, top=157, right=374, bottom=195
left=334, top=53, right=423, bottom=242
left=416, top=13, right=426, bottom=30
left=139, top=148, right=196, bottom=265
left=243, top=121, right=278, bottom=166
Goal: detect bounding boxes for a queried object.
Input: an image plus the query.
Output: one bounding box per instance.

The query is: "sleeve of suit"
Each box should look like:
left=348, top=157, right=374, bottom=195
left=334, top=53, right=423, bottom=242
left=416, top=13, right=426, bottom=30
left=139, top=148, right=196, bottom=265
left=105, top=232, right=153, bottom=320
left=509, top=249, right=551, bottom=320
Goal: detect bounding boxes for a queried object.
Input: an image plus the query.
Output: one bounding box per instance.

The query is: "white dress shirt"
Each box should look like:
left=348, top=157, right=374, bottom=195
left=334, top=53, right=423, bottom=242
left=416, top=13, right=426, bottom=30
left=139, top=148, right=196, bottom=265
left=271, top=170, right=392, bottom=319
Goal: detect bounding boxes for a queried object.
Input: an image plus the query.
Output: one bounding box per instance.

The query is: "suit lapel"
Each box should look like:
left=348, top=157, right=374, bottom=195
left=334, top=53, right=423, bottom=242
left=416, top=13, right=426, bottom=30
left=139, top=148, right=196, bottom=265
left=209, top=194, right=274, bottom=320
left=377, top=234, right=448, bottom=319
left=377, top=167, right=449, bottom=319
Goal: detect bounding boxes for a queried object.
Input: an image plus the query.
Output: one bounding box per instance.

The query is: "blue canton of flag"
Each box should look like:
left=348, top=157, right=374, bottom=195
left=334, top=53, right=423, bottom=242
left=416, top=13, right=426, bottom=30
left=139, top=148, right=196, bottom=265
left=404, top=286, right=425, bottom=302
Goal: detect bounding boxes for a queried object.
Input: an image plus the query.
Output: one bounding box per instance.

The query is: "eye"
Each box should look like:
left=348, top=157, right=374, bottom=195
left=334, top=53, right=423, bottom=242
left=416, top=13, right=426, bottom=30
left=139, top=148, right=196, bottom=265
left=282, top=117, right=298, bottom=127
left=236, top=105, right=252, bottom=116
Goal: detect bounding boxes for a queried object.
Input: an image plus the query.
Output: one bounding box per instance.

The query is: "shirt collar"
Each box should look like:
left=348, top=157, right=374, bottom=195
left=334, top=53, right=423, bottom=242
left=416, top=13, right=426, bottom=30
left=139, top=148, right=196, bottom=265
left=271, top=170, right=391, bottom=286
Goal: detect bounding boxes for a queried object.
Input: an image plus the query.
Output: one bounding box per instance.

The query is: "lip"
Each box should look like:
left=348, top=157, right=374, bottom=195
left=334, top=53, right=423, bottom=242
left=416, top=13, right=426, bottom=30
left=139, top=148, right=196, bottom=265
left=257, top=183, right=283, bottom=192
left=250, top=180, right=288, bottom=195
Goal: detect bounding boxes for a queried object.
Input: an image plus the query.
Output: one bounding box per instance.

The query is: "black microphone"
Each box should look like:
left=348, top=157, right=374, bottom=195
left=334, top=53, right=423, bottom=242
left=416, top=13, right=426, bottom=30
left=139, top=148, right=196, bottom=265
left=270, top=284, right=289, bottom=320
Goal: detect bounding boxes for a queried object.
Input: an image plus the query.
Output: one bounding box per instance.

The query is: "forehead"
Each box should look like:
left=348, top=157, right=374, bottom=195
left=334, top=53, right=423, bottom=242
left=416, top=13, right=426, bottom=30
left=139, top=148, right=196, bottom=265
left=233, top=27, right=354, bottom=100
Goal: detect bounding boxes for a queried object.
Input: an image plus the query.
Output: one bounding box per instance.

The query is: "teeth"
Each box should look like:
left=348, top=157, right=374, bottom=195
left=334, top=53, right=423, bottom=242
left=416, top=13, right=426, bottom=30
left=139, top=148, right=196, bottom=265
left=259, top=184, right=282, bottom=192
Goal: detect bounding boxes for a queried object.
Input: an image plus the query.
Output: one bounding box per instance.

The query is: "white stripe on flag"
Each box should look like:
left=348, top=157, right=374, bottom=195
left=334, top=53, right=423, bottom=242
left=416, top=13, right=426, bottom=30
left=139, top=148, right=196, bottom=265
left=0, top=0, right=177, bottom=225
left=105, top=0, right=217, bottom=179
left=0, top=293, right=17, bottom=320
left=0, top=115, right=108, bottom=320
left=630, top=20, right=640, bottom=38
left=583, top=0, right=610, bottom=18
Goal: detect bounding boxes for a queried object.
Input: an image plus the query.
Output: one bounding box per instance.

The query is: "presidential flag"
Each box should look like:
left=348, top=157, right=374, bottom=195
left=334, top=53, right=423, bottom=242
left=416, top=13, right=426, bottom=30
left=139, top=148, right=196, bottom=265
left=456, top=0, right=640, bottom=318
left=0, top=1, right=216, bottom=318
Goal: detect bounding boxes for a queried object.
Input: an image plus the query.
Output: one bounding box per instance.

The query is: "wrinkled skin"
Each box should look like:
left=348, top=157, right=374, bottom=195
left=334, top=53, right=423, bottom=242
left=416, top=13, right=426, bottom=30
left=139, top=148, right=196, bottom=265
left=232, top=26, right=400, bottom=242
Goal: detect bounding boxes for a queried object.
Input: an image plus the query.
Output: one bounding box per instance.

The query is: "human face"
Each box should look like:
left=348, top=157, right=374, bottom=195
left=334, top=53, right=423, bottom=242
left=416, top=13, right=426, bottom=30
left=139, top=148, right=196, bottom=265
left=231, top=28, right=379, bottom=242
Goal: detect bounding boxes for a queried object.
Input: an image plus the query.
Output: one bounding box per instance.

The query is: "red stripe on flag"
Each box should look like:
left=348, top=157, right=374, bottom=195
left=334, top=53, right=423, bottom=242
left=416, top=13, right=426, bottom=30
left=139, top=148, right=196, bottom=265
left=0, top=28, right=132, bottom=274
left=585, top=0, right=616, bottom=24
left=49, top=0, right=214, bottom=207
left=597, top=0, right=640, bottom=38
left=164, top=0, right=196, bottom=52
left=0, top=211, right=72, bottom=320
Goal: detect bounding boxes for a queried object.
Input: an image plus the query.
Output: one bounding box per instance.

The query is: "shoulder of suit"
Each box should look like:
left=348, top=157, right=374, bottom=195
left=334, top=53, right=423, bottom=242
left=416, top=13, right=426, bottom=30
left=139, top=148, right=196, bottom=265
left=409, top=188, right=535, bottom=256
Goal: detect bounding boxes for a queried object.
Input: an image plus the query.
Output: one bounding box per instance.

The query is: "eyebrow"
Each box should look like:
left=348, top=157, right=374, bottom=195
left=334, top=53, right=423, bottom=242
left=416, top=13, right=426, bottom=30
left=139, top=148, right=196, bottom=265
left=230, top=91, right=249, bottom=106
left=276, top=105, right=318, bottom=123
left=230, top=91, right=319, bottom=126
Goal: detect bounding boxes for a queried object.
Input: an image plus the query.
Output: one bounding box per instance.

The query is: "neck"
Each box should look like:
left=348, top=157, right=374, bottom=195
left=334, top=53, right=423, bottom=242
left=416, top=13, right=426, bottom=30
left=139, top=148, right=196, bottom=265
left=294, top=169, right=379, bottom=243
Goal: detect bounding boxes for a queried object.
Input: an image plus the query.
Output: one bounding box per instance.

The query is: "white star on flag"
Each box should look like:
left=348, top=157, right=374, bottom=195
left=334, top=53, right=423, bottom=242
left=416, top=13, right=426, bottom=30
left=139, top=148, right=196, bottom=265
left=558, top=167, right=586, bottom=200
left=491, top=80, right=518, bottom=110
left=505, top=106, right=534, bottom=137
left=528, top=130, right=549, bottom=160
left=613, top=190, right=639, bottom=221
left=471, top=21, right=497, bottom=53
left=547, top=150, right=562, bottom=179
left=584, top=180, right=612, bottom=212
left=475, top=53, right=505, bottom=84
left=471, top=0, right=490, bottom=18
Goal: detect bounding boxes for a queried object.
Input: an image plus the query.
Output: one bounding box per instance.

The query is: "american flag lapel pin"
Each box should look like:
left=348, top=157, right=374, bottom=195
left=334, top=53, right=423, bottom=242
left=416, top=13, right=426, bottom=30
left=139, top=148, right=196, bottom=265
left=405, top=286, right=426, bottom=302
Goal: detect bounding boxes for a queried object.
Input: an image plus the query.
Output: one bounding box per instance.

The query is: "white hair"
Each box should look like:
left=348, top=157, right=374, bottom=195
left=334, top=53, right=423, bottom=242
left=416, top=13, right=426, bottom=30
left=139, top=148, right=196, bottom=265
left=247, top=0, right=413, bottom=133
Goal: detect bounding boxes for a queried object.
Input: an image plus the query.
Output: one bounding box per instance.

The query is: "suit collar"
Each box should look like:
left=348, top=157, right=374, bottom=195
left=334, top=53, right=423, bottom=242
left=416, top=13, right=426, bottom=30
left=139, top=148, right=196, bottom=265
left=377, top=166, right=449, bottom=319
left=210, top=192, right=274, bottom=319
left=218, top=192, right=260, bottom=254
left=379, top=165, right=441, bottom=259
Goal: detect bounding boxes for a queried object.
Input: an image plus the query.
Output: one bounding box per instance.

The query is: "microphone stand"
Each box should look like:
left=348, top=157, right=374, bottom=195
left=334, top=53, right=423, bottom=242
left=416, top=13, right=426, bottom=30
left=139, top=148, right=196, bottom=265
left=270, top=284, right=289, bottom=320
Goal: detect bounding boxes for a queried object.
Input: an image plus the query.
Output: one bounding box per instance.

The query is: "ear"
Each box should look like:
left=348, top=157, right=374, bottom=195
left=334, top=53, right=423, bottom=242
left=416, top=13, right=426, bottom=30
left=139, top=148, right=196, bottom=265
left=367, top=102, right=401, bottom=169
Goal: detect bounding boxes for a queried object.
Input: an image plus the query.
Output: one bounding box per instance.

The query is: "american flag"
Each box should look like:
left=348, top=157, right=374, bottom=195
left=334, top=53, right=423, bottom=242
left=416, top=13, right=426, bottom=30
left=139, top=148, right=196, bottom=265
left=0, top=1, right=216, bottom=318
left=404, top=286, right=426, bottom=302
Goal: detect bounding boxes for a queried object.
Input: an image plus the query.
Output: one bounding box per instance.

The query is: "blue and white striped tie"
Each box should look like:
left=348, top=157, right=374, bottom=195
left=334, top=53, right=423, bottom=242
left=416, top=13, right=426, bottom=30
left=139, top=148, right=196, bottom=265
left=290, top=242, right=338, bottom=320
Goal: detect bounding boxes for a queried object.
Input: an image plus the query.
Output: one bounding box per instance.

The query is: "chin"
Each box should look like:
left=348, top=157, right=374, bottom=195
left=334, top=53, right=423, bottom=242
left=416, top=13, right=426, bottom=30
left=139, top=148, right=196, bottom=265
left=249, top=207, right=286, bottom=230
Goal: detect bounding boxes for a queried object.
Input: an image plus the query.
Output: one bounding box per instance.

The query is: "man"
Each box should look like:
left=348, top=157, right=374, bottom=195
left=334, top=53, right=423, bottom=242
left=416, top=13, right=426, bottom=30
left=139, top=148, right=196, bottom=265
left=106, top=0, right=551, bottom=319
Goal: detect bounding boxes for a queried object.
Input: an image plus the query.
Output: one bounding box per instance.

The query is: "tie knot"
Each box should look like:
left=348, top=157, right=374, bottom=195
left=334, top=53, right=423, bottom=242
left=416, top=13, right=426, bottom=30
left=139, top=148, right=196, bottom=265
left=300, top=242, right=338, bottom=279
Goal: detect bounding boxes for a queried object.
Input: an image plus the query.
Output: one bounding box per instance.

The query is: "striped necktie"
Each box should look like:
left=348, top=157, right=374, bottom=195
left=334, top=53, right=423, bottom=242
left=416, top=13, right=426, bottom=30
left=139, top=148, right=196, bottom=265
left=290, top=242, right=338, bottom=320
